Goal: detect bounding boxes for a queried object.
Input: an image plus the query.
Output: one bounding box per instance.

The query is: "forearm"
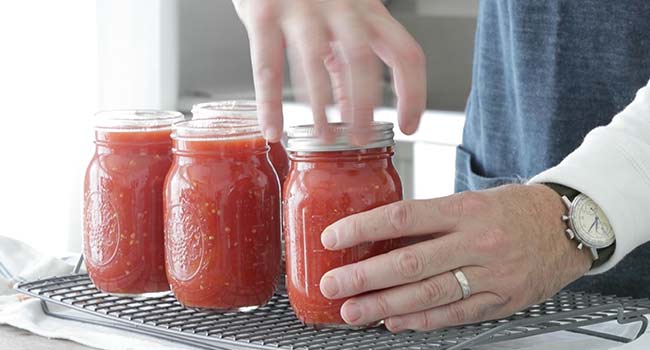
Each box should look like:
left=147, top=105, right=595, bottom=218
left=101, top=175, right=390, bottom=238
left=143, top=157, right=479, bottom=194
left=530, top=79, right=650, bottom=274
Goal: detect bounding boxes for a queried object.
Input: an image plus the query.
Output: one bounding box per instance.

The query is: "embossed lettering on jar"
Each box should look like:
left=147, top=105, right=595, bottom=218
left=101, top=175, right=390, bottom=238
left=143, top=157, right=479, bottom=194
left=283, top=122, right=403, bottom=328
left=83, top=110, right=184, bottom=296
left=164, top=118, right=281, bottom=311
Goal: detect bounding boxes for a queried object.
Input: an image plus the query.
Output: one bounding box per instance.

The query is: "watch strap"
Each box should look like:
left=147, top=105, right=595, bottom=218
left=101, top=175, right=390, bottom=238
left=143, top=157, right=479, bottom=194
left=545, top=183, right=580, bottom=201
left=592, top=241, right=616, bottom=269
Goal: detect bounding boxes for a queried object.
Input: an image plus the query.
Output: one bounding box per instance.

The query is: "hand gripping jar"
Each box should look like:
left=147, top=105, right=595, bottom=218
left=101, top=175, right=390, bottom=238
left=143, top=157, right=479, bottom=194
left=83, top=110, right=184, bottom=296
left=164, top=118, right=281, bottom=311
left=283, top=122, right=403, bottom=327
left=191, top=100, right=290, bottom=187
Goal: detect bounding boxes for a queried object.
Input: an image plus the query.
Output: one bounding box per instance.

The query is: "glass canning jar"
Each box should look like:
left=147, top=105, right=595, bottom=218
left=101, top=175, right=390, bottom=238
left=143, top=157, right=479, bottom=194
left=164, top=118, right=281, bottom=311
left=83, top=110, right=184, bottom=296
left=283, top=122, right=403, bottom=327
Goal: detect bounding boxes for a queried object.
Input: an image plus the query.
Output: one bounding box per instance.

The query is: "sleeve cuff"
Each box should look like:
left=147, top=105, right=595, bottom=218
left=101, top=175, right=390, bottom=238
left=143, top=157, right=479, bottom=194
left=528, top=80, right=650, bottom=275
left=528, top=146, right=639, bottom=275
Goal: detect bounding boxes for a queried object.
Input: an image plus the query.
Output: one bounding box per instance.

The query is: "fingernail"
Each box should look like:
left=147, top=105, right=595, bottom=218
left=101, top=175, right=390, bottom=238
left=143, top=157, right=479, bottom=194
left=342, top=302, right=362, bottom=323
left=400, top=121, right=417, bottom=135
left=321, top=229, right=338, bottom=249
left=387, top=316, right=403, bottom=331
left=320, top=275, right=339, bottom=298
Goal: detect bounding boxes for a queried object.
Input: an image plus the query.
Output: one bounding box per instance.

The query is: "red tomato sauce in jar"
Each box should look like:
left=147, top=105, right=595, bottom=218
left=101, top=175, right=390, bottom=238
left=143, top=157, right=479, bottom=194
left=83, top=110, right=184, bottom=295
left=283, top=122, right=403, bottom=327
left=164, top=119, right=281, bottom=310
left=191, top=100, right=290, bottom=186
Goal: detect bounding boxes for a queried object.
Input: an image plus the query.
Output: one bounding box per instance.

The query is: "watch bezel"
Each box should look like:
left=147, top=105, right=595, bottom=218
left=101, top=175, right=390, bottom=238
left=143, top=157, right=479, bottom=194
left=567, top=194, right=615, bottom=249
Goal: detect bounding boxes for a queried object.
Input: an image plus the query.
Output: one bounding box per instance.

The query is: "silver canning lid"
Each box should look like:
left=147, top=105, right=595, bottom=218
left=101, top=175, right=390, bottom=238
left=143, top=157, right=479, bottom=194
left=286, top=122, right=395, bottom=152
left=172, top=118, right=262, bottom=141
left=191, top=100, right=257, bottom=120
left=94, top=110, right=185, bottom=131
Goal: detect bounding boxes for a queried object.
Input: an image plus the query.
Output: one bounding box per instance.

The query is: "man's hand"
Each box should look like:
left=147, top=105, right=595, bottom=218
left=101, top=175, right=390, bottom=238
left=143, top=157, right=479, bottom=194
left=318, top=184, right=592, bottom=331
left=232, top=0, right=426, bottom=144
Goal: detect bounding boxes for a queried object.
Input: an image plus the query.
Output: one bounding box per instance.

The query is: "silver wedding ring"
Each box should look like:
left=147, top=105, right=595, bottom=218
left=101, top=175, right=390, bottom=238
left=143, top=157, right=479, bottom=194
left=453, top=269, right=472, bottom=300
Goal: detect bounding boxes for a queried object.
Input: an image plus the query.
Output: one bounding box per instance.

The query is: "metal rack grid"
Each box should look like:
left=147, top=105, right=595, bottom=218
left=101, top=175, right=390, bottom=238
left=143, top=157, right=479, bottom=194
left=15, top=274, right=650, bottom=350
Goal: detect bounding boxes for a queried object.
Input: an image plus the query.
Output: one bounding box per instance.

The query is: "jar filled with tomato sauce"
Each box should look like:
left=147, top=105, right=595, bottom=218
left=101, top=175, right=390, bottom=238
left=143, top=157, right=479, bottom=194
left=191, top=100, right=289, bottom=187
left=283, top=122, right=403, bottom=328
left=83, top=110, right=184, bottom=296
left=164, top=118, right=281, bottom=311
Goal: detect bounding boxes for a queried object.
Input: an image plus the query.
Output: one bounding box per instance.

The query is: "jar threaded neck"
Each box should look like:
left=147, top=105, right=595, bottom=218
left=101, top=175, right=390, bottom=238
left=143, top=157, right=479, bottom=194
left=94, top=110, right=185, bottom=131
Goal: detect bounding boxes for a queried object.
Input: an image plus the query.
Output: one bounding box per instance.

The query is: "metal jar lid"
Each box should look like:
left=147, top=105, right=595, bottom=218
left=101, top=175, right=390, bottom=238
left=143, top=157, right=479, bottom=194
left=191, top=100, right=257, bottom=120
left=286, top=122, right=395, bottom=152
left=94, top=110, right=185, bottom=131
left=171, top=118, right=262, bottom=141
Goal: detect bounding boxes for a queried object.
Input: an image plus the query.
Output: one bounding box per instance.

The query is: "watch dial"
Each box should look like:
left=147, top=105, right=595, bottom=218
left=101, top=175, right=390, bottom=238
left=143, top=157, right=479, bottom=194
left=570, top=194, right=615, bottom=248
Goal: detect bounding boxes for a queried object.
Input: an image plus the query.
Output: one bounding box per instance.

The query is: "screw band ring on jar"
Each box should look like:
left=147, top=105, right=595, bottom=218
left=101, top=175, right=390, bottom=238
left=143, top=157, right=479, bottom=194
left=286, top=122, right=395, bottom=152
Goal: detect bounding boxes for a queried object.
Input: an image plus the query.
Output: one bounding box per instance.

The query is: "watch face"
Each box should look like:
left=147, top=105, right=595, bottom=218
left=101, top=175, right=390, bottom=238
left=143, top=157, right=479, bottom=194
left=570, top=194, right=615, bottom=248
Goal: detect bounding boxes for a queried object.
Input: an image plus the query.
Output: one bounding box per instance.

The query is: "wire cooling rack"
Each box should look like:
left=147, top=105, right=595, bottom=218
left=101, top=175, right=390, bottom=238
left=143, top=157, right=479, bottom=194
left=14, top=273, right=650, bottom=350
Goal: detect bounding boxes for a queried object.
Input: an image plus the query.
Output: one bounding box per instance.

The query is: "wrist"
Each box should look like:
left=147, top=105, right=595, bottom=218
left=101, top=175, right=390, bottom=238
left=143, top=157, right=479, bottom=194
left=530, top=184, right=592, bottom=277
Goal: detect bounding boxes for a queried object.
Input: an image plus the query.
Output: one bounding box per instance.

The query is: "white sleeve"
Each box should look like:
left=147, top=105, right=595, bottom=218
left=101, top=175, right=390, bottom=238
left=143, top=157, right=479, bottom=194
left=529, top=79, right=650, bottom=274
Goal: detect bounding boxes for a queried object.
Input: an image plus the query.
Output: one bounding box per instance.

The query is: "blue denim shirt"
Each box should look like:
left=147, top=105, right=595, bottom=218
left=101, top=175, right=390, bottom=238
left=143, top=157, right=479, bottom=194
left=456, top=1, right=650, bottom=297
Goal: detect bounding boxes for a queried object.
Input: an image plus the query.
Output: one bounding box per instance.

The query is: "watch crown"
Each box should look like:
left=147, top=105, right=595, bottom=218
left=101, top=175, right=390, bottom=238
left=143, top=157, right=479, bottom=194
left=562, top=215, right=569, bottom=221
left=577, top=242, right=584, bottom=250
left=565, top=229, right=575, bottom=240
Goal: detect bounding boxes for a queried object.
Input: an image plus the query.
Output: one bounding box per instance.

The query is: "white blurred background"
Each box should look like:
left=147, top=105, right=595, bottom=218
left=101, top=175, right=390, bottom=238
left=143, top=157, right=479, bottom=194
left=0, top=1, right=98, bottom=256
left=0, top=0, right=477, bottom=256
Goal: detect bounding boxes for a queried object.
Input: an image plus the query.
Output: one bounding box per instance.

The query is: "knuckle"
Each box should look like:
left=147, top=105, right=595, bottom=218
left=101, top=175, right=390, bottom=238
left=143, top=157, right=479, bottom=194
left=473, top=304, right=491, bottom=323
left=400, top=44, right=426, bottom=67
left=254, top=63, right=283, bottom=85
left=349, top=219, right=365, bottom=244
left=387, top=202, right=411, bottom=233
left=458, top=191, right=491, bottom=216
left=475, top=227, right=508, bottom=254
left=446, top=303, right=467, bottom=324
left=350, top=105, right=376, bottom=118
left=438, top=195, right=464, bottom=230
left=249, top=2, right=278, bottom=24
left=324, top=52, right=344, bottom=73
left=374, top=293, right=391, bottom=318
left=394, top=248, right=424, bottom=279
left=351, top=265, right=368, bottom=291
left=340, top=217, right=363, bottom=245
left=491, top=264, right=511, bottom=282
left=343, top=45, right=374, bottom=64
left=326, top=0, right=354, bottom=13
left=306, top=45, right=332, bottom=65
left=416, top=278, right=445, bottom=306
left=420, top=311, right=434, bottom=330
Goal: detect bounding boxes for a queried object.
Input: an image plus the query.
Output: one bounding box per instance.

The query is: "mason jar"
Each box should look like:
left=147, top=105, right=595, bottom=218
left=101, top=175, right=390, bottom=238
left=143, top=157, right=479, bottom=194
left=83, top=110, right=184, bottom=296
left=191, top=100, right=289, bottom=187
left=283, top=122, right=403, bottom=327
left=164, top=118, right=281, bottom=311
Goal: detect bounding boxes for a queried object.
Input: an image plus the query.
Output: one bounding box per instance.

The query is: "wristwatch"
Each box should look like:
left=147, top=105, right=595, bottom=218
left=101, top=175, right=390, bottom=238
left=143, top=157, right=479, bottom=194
left=544, top=183, right=616, bottom=268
